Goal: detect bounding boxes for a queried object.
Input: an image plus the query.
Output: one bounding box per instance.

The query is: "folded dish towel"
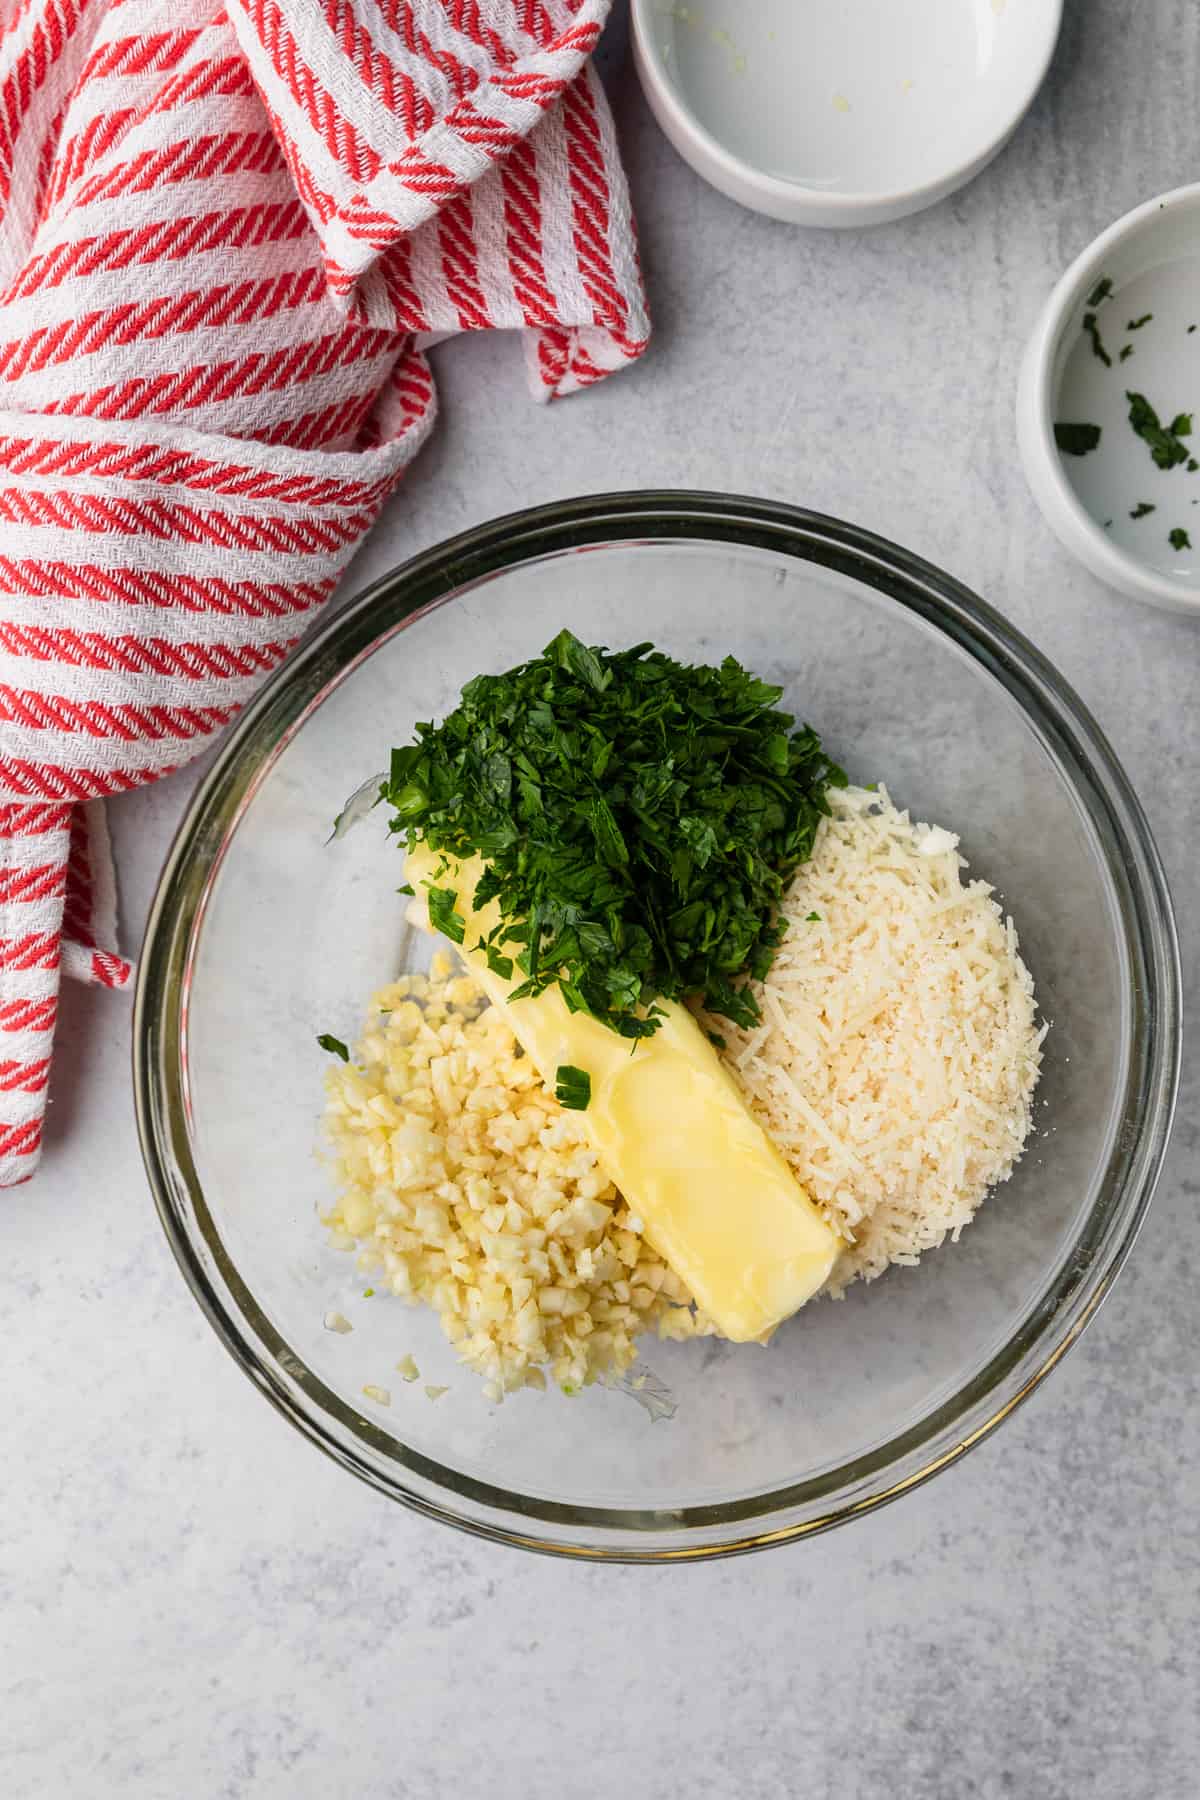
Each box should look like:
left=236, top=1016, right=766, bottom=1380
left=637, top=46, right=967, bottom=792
left=0, top=0, right=648, bottom=1187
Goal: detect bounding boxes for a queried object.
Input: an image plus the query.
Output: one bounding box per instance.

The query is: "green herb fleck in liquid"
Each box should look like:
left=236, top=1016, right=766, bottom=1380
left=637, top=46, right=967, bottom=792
left=1126, top=392, right=1193, bottom=469
left=1086, top=276, right=1113, bottom=307
left=1130, top=502, right=1156, bottom=519
left=1083, top=312, right=1112, bottom=367
left=1126, top=313, right=1154, bottom=331
left=1169, top=527, right=1191, bottom=551
left=317, top=1033, right=350, bottom=1061
left=1055, top=422, right=1101, bottom=456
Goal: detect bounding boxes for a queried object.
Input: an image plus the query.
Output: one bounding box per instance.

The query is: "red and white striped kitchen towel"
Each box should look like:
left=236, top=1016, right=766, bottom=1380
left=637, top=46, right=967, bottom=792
left=0, top=0, right=649, bottom=1186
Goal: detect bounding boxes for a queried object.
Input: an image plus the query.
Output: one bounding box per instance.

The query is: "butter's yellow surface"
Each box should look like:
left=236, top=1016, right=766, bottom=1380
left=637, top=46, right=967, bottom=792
left=406, top=846, right=841, bottom=1341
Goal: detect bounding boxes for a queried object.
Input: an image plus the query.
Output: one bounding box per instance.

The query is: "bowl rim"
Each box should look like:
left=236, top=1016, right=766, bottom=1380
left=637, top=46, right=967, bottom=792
left=628, top=0, right=1063, bottom=220
left=1017, top=181, right=1200, bottom=614
left=134, top=491, right=1181, bottom=1562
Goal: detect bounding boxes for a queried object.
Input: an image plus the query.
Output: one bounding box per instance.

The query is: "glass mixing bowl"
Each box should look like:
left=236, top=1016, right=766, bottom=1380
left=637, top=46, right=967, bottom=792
left=134, top=493, right=1180, bottom=1561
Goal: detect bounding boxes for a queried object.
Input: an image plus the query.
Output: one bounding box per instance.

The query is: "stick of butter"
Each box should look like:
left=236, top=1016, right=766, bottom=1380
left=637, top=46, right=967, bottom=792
left=406, top=845, right=841, bottom=1343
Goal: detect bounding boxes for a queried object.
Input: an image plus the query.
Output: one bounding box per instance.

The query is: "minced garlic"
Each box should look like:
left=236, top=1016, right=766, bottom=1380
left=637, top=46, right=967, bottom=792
left=321, top=971, right=713, bottom=1396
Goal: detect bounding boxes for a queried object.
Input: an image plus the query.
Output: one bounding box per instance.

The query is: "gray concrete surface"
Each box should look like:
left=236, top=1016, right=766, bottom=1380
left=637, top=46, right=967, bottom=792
left=2, top=2, right=1197, bottom=1794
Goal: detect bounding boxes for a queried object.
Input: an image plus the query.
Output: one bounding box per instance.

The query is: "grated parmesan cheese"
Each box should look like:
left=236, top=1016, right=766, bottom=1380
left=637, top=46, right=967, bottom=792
left=704, top=785, right=1044, bottom=1295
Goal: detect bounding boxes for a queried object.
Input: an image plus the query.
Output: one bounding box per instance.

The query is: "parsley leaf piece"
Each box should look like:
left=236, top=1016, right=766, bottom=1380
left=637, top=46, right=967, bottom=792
left=1126, top=391, right=1193, bottom=469
left=1083, top=312, right=1111, bottom=366
left=1127, top=313, right=1153, bottom=330
left=484, top=943, right=514, bottom=981
left=317, top=1033, right=350, bottom=1062
left=1086, top=276, right=1113, bottom=307
left=806, top=911, right=822, bottom=921
left=1169, top=527, right=1191, bottom=551
left=426, top=886, right=466, bottom=945
left=546, top=627, right=612, bottom=693
left=555, top=1064, right=592, bottom=1110
left=1120, top=344, right=1135, bottom=362
left=1130, top=502, right=1156, bottom=519
left=1055, top=422, right=1101, bottom=456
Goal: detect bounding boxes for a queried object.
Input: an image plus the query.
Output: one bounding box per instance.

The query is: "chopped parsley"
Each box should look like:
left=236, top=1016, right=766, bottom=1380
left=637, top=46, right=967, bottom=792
left=1086, top=276, right=1113, bottom=307
left=555, top=1064, right=592, bottom=1110
left=382, top=631, right=845, bottom=1038
left=362, top=1288, right=375, bottom=1298
left=1169, top=527, right=1191, bottom=551
left=1190, top=460, right=1199, bottom=473
left=806, top=911, right=822, bottom=922
left=1130, top=502, right=1156, bottom=519
left=1120, top=344, right=1135, bottom=362
left=1126, top=313, right=1154, bottom=330
left=484, top=943, right=514, bottom=981
left=1055, top=422, right=1101, bottom=456
left=1083, top=312, right=1111, bottom=366
left=317, top=1033, right=350, bottom=1061
left=1126, top=391, right=1193, bottom=469
left=1190, top=325, right=1197, bottom=334
left=426, top=886, right=466, bottom=944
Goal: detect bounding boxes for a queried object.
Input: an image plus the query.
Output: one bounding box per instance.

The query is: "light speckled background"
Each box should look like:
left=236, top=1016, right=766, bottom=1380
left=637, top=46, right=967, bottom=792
left=3, top=4, right=1198, bottom=1795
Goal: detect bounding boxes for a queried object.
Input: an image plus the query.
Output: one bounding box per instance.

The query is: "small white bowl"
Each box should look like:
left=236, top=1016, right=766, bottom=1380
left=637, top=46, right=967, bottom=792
left=630, top=0, right=1061, bottom=228
left=1018, top=185, right=1200, bottom=615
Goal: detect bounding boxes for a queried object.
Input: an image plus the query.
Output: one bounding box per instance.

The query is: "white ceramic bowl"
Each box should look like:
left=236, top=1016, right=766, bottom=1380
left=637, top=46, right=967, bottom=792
left=630, top=0, right=1061, bottom=227
left=1018, top=184, right=1200, bottom=614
